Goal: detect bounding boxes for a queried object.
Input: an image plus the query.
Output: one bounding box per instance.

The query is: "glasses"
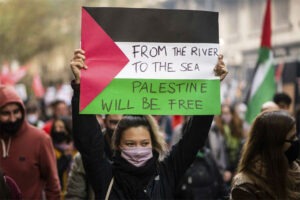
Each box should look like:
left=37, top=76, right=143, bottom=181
left=109, top=120, right=119, bottom=125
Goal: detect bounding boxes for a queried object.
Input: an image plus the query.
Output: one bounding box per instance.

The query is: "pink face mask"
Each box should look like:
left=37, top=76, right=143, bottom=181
left=121, top=147, right=153, bottom=167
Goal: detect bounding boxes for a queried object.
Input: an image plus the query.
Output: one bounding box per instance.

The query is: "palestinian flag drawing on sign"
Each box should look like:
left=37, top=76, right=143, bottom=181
left=80, top=7, right=220, bottom=115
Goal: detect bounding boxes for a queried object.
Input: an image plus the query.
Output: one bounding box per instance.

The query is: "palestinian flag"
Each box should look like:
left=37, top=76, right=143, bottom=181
left=80, top=7, right=220, bottom=115
left=245, top=0, right=276, bottom=123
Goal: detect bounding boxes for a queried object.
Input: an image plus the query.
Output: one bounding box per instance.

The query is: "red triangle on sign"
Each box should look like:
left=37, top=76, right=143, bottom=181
left=80, top=8, right=129, bottom=111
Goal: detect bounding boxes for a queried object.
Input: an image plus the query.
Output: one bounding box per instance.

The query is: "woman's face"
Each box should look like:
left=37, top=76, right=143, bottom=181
left=283, top=125, right=297, bottom=152
left=119, top=126, right=152, bottom=149
left=221, top=105, right=232, bottom=124
left=53, top=120, right=66, bottom=132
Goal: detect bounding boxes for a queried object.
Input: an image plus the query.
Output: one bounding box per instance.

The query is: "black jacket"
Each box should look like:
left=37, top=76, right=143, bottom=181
left=71, top=83, right=213, bottom=199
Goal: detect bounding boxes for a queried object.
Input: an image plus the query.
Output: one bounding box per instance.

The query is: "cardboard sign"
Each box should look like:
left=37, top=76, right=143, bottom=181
left=80, top=7, right=220, bottom=115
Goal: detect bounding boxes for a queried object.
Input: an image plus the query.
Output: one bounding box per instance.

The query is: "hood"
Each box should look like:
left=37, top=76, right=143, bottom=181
left=0, top=85, right=25, bottom=115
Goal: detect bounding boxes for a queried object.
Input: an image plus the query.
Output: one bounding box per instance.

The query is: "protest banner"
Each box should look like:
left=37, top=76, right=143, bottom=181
left=80, top=7, right=220, bottom=115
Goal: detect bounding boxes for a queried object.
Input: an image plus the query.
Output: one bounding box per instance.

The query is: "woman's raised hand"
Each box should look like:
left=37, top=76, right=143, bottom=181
left=214, top=54, right=228, bottom=81
left=70, top=49, right=87, bottom=84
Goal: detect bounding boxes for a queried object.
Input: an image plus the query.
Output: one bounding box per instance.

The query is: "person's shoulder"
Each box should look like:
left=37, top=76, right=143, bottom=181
left=231, top=172, right=258, bottom=199
left=232, top=172, right=254, bottom=187
left=230, top=183, right=257, bottom=200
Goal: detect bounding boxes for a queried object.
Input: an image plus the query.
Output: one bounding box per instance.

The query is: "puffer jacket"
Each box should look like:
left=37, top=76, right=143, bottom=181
left=71, top=82, right=213, bottom=199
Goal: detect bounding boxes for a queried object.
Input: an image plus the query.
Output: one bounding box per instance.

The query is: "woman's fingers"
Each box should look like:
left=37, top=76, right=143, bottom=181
left=214, top=54, right=228, bottom=81
left=70, top=49, right=87, bottom=84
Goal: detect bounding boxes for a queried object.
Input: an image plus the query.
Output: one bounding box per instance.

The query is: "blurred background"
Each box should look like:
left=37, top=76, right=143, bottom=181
left=0, top=0, right=299, bottom=114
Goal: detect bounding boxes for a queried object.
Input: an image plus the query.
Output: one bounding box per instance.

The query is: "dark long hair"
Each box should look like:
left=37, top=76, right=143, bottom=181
left=237, top=110, right=295, bottom=199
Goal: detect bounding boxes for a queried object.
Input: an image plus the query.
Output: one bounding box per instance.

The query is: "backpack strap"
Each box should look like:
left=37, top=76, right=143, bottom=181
left=105, top=177, right=114, bottom=200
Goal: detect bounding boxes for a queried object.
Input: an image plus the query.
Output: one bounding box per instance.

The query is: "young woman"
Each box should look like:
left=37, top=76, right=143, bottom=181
left=70, top=49, right=228, bottom=199
left=231, top=110, right=300, bottom=199
left=50, top=117, right=75, bottom=196
left=208, top=103, right=249, bottom=192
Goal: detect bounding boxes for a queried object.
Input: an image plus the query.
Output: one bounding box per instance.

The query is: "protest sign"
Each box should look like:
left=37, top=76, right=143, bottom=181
left=80, top=7, right=220, bottom=115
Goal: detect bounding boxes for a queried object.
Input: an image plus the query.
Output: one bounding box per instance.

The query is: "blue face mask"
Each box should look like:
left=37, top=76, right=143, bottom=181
left=285, top=140, right=300, bottom=164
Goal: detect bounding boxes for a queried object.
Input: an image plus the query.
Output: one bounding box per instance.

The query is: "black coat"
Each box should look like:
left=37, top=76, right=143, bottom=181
left=71, top=83, right=213, bottom=199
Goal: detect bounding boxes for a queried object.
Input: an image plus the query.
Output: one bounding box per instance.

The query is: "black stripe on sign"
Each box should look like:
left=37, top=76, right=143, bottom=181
left=83, top=7, right=219, bottom=43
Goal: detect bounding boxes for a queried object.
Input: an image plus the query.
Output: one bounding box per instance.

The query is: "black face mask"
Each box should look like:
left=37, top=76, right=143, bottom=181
left=0, top=118, right=23, bottom=137
left=285, top=140, right=300, bottom=164
left=51, top=131, right=70, bottom=144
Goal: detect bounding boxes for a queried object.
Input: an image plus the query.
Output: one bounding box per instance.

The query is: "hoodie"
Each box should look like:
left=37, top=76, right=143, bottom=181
left=0, top=85, right=61, bottom=199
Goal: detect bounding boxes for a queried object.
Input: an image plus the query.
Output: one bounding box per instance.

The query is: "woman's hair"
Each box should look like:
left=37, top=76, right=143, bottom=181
left=237, top=110, right=295, bottom=199
left=50, top=117, right=73, bottom=143
left=219, top=103, right=244, bottom=138
left=51, top=116, right=72, bottom=134
left=111, top=115, right=167, bottom=158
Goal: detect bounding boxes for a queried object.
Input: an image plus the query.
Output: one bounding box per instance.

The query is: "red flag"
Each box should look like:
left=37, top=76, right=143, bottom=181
left=0, top=64, right=28, bottom=85
left=0, top=63, right=13, bottom=84
left=261, top=0, right=271, bottom=48
left=32, top=74, right=45, bottom=98
left=10, top=66, right=28, bottom=84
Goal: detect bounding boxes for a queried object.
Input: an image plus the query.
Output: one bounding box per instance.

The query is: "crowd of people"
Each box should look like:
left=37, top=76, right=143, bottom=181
left=0, top=49, right=299, bottom=200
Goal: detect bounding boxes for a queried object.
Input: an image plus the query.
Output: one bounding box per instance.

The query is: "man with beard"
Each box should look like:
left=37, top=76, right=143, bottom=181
left=0, top=85, right=60, bottom=199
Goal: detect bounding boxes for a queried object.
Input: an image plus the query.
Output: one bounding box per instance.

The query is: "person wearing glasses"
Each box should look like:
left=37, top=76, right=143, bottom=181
left=230, top=110, right=300, bottom=199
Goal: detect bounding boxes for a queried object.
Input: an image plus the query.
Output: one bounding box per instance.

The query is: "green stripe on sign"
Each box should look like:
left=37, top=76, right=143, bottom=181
left=80, top=79, right=220, bottom=115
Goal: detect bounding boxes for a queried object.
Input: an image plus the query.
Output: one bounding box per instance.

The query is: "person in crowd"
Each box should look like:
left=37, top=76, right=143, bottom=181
left=65, top=114, right=122, bottom=200
left=65, top=152, right=95, bottom=200
left=230, top=110, right=300, bottom=199
left=261, top=101, right=279, bottom=112
left=43, top=99, right=70, bottom=134
left=25, top=100, right=45, bottom=128
left=0, top=169, right=22, bottom=200
left=175, top=146, right=227, bottom=200
left=208, top=103, right=247, bottom=189
left=273, top=92, right=292, bottom=111
left=0, top=85, right=60, bottom=199
left=234, top=102, right=247, bottom=122
left=96, top=114, right=105, bottom=129
left=103, top=114, right=123, bottom=160
left=208, top=115, right=227, bottom=171
left=170, top=116, right=189, bottom=146
left=173, top=117, right=227, bottom=200
left=153, top=115, right=174, bottom=145
left=69, top=49, right=228, bottom=199
left=50, top=117, right=75, bottom=197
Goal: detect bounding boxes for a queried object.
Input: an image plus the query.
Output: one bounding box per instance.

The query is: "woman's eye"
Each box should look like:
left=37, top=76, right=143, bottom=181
left=126, top=143, right=135, bottom=147
left=141, top=142, right=149, bottom=147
